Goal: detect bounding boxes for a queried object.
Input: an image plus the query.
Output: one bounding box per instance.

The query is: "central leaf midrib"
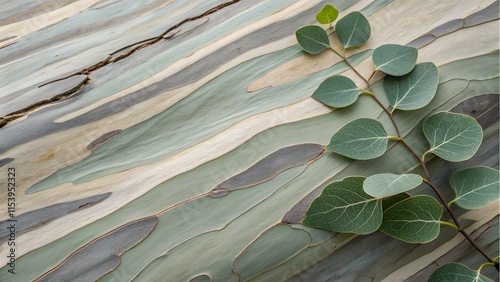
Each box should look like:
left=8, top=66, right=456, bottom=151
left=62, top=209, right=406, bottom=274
left=319, top=197, right=377, bottom=214
left=346, top=15, right=360, bottom=47
left=377, top=175, right=406, bottom=196
left=377, top=51, right=412, bottom=69
left=455, top=180, right=499, bottom=199
left=303, top=33, right=329, bottom=48
left=394, top=65, right=432, bottom=109
left=432, top=123, right=473, bottom=151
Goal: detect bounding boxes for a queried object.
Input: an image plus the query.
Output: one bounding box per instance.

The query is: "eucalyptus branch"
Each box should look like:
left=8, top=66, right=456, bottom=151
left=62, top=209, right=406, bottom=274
left=367, top=70, right=377, bottom=83
left=330, top=48, right=497, bottom=267
left=296, top=4, right=499, bottom=279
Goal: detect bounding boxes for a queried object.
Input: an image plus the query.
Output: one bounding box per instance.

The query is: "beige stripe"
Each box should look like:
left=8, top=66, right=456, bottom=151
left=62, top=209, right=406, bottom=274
left=0, top=0, right=103, bottom=46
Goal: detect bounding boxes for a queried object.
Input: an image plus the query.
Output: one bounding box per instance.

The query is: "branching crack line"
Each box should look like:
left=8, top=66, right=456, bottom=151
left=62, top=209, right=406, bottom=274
left=0, top=76, right=91, bottom=128
left=0, top=0, right=241, bottom=129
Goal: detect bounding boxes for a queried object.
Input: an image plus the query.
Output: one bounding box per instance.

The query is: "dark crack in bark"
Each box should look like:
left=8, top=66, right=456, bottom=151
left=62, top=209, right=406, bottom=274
left=0, top=0, right=241, bottom=129
left=0, top=75, right=91, bottom=128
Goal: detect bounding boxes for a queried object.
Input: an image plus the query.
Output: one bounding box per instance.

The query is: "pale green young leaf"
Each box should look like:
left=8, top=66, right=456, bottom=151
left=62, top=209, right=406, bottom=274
left=364, top=173, right=422, bottom=198
left=316, top=5, right=338, bottom=25
left=312, top=76, right=360, bottom=108
left=336, top=12, right=371, bottom=48
left=327, top=118, right=388, bottom=160
left=302, top=177, right=382, bottom=235
left=372, top=44, right=418, bottom=76
left=383, top=62, right=438, bottom=111
left=449, top=166, right=500, bottom=210
left=423, top=112, right=483, bottom=162
left=380, top=195, right=442, bottom=243
left=382, top=193, right=410, bottom=211
left=295, top=26, right=330, bottom=54
left=429, top=263, right=494, bottom=282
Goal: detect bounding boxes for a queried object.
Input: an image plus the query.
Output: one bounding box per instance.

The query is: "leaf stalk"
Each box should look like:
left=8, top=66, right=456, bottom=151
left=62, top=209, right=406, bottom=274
left=439, top=221, right=459, bottom=230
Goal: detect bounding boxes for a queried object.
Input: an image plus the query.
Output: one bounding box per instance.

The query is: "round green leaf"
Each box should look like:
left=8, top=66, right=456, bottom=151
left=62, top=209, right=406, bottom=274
left=423, top=112, right=483, bottom=162
left=302, top=177, right=382, bottom=235
left=372, top=44, right=418, bottom=76
left=295, top=25, right=330, bottom=54
left=316, top=4, right=338, bottom=25
left=449, top=166, right=500, bottom=210
left=327, top=118, right=388, bottom=160
left=336, top=11, right=371, bottom=48
left=380, top=195, right=442, bottom=243
left=312, top=75, right=360, bottom=108
left=429, top=263, right=494, bottom=282
left=364, top=173, right=422, bottom=198
left=383, top=62, right=439, bottom=111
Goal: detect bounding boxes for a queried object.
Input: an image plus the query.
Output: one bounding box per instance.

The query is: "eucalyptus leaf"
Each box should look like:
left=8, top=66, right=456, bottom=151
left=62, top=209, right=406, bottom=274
left=302, top=177, right=382, bottom=235
left=312, top=76, right=360, bottom=108
left=423, top=112, right=483, bottom=162
left=327, top=118, right=388, bottom=160
left=336, top=12, right=371, bottom=48
left=296, top=26, right=330, bottom=54
left=316, top=5, right=338, bottom=25
left=429, top=263, right=494, bottom=282
left=449, top=166, right=500, bottom=210
left=372, top=44, right=418, bottom=76
left=383, top=62, right=439, bottom=111
left=380, top=195, right=442, bottom=243
left=382, top=193, right=410, bottom=211
left=364, top=173, right=422, bottom=198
